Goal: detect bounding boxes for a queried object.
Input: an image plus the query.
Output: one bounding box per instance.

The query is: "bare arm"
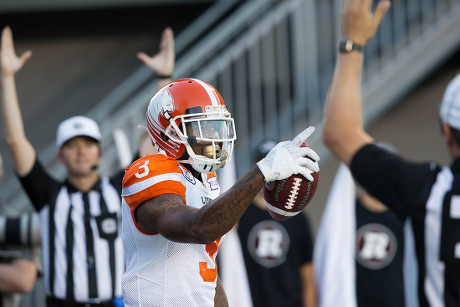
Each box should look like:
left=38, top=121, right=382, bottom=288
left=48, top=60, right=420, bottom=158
left=1, top=26, right=36, bottom=176
left=300, top=262, right=316, bottom=307
left=135, top=164, right=264, bottom=244
left=137, top=27, right=175, bottom=89
left=322, top=0, right=391, bottom=166
left=214, top=275, right=229, bottom=307
left=0, top=258, right=37, bottom=293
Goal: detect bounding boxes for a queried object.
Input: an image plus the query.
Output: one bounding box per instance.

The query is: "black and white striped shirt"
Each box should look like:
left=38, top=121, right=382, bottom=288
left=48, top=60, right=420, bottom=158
left=351, top=143, right=460, bottom=307
left=19, top=159, right=124, bottom=304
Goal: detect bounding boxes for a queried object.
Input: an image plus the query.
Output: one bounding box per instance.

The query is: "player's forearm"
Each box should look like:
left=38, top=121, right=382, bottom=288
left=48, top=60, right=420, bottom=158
left=193, top=165, right=264, bottom=244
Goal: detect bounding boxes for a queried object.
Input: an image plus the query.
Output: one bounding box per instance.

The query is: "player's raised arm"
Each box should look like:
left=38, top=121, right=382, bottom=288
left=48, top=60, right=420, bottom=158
left=132, top=128, right=318, bottom=244
left=322, top=0, right=391, bottom=166
left=0, top=26, right=36, bottom=176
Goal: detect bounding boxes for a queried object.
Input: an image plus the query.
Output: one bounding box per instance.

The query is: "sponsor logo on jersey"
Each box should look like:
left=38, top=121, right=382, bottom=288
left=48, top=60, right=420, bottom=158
left=201, top=196, right=212, bottom=205
left=177, top=164, right=196, bottom=184
left=356, top=223, right=397, bottom=270
left=247, top=220, right=290, bottom=268
left=207, top=176, right=219, bottom=191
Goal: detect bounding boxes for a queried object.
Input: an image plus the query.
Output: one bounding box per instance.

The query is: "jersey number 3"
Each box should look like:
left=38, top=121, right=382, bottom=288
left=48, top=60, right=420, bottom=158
left=135, top=160, right=150, bottom=178
left=199, top=238, right=221, bottom=282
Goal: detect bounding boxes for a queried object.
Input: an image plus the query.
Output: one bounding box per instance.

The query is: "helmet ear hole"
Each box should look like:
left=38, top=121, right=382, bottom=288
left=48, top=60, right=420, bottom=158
left=161, top=132, right=169, bottom=142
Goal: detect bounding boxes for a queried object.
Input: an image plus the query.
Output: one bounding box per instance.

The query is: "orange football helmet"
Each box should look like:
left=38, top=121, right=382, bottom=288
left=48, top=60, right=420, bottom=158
left=146, top=78, right=236, bottom=173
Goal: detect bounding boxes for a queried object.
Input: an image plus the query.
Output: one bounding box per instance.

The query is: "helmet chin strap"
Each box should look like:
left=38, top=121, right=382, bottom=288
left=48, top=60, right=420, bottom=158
left=203, top=144, right=221, bottom=159
left=202, top=145, right=228, bottom=168
left=177, top=143, right=229, bottom=173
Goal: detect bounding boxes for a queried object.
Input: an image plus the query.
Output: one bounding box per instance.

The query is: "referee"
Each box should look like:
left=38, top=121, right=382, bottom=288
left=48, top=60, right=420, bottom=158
left=0, top=28, right=125, bottom=305
left=323, top=0, right=460, bottom=306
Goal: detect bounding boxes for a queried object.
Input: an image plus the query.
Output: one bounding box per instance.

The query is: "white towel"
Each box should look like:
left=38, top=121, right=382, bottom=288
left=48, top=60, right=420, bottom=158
left=217, top=158, right=253, bottom=307
left=314, top=163, right=357, bottom=307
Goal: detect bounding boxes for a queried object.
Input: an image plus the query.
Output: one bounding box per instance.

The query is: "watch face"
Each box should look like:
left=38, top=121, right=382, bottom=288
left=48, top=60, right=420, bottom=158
left=345, top=40, right=353, bottom=51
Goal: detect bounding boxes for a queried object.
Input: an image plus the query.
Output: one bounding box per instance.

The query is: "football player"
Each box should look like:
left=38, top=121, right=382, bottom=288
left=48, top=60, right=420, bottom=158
left=121, top=78, right=320, bottom=306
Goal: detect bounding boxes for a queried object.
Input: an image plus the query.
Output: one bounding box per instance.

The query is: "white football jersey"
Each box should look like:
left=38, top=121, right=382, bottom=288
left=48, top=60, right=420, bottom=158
left=121, top=154, right=223, bottom=307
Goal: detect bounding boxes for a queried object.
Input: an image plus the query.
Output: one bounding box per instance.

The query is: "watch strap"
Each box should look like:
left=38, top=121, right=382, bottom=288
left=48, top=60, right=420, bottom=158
left=339, top=38, right=364, bottom=53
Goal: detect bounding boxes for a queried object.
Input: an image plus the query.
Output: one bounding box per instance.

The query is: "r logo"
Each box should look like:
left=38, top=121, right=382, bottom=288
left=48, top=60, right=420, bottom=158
left=255, top=229, right=283, bottom=258
left=247, top=221, right=290, bottom=268
left=356, top=223, right=397, bottom=270
left=360, top=232, right=390, bottom=260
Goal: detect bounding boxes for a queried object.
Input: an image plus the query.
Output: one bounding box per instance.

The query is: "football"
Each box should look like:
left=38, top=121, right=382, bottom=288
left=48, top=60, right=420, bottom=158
left=263, top=144, right=319, bottom=221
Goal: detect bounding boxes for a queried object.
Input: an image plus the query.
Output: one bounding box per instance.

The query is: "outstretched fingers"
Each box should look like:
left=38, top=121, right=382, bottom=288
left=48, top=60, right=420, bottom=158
left=2, top=26, right=13, bottom=50
left=137, top=27, right=175, bottom=77
left=136, top=51, right=150, bottom=65
left=160, top=27, right=174, bottom=53
left=291, top=126, right=315, bottom=147
left=1, top=26, right=32, bottom=76
left=374, top=1, right=391, bottom=26
left=19, top=50, right=32, bottom=63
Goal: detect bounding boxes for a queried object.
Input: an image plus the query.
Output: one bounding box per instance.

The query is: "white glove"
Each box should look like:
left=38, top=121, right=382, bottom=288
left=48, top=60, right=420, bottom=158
left=257, top=126, right=320, bottom=182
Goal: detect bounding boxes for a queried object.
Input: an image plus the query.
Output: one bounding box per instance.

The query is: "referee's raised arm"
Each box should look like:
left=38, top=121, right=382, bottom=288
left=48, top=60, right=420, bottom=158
left=322, top=0, right=460, bottom=306
left=322, top=0, right=390, bottom=166
left=1, top=26, right=35, bottom=177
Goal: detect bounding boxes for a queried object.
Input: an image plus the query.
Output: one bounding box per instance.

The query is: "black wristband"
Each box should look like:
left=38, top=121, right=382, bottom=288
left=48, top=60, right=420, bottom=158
left=157, top=75, right=172, bottom=79
left=338, top=38, right=364, bottom=53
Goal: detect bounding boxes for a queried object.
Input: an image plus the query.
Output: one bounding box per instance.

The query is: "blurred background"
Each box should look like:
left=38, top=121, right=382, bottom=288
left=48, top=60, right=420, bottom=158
left=0, top=0, right=459, bottom=305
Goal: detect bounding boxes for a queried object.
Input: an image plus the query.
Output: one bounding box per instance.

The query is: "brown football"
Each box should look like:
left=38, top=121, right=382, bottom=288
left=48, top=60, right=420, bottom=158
left=263, top=143, right=319, bottom=221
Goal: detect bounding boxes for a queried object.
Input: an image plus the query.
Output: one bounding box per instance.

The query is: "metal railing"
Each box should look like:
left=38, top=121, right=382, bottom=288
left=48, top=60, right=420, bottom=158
left=181, top=0, right=460, bottom=175
left=1, top=0, right=245, bottom=212
left=4, top=0, right=460, bottom=210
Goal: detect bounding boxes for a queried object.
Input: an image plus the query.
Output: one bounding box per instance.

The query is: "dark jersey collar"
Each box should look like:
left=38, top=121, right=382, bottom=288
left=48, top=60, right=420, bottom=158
left=64, top=178, right=102, bottom=193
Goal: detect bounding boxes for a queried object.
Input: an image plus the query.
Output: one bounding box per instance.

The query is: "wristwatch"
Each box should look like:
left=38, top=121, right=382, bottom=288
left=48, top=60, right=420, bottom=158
left=338, top=38, right=364, bottom=53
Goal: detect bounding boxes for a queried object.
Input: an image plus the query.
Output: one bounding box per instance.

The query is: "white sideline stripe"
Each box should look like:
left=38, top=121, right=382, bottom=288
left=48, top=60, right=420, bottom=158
left=264, top=201, right=299, bottom=217
left=122, top=173, right=183, bottom=196
left=450, top=195, right=460, bottom=218
left=192, top=78, right=219, bottom=106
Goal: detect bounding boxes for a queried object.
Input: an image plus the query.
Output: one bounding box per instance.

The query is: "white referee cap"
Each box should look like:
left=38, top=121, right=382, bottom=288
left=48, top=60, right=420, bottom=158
left=440, top=73, right=460, bottom=130
left=56, top=116, right=101, bottom=149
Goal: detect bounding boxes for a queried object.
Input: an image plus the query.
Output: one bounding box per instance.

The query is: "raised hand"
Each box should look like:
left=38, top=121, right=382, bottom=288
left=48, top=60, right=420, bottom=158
left=257, top=126, right=320, bottom=182
left=137, top=27, right=175, bottom=77
left=1, top=26, right=32, bottom=77
left=342, top=0, right=391, bottom=46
